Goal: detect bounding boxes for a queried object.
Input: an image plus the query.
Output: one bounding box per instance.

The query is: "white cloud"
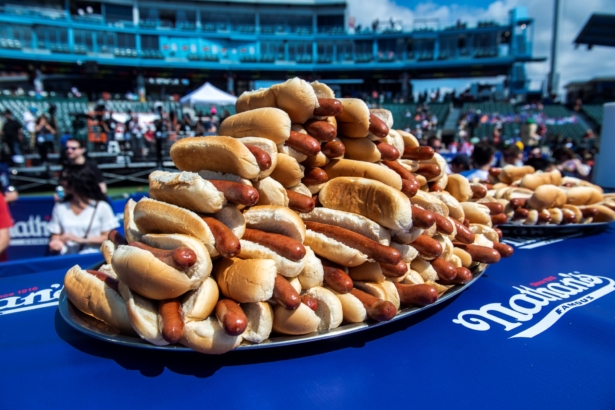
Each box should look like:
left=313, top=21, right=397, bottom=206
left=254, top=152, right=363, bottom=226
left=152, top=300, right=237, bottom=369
left=347, top=0, right=615, bottom=96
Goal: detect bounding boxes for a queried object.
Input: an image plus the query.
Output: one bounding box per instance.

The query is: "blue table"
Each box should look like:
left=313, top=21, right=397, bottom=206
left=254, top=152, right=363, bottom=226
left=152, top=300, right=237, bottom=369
left=1, top=227, right=615, bottom=409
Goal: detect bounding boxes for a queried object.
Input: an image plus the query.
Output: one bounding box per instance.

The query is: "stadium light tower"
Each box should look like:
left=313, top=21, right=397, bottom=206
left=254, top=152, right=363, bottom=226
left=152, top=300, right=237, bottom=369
left=548, top=0, right=561, bottom=97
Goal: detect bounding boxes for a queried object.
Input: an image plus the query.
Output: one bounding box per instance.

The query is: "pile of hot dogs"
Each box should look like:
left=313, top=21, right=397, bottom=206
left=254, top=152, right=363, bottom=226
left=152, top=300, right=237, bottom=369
left=63, top=78, right=515, bottom=354
left=479, top=166, right=615, bottom=225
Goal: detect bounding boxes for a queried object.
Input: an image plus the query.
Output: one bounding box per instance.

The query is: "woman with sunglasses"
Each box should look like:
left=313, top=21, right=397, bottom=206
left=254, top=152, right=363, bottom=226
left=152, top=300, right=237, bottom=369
left=62, top=138, right=107, bottom=194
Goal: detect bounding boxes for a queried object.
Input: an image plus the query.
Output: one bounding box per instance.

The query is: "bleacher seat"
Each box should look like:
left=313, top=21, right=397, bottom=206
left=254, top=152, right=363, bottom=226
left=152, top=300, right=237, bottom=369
left=582, top=105, right=604, bottom=127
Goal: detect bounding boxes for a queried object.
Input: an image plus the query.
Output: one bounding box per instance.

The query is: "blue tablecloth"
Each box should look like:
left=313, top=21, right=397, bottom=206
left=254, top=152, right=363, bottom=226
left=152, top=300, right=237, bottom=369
left=1, top=227, right=615, bottom=409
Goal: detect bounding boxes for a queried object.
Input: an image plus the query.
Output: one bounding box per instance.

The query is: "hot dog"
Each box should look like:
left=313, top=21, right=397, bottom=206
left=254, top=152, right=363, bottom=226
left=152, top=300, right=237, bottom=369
left=375, top=141, right=400, bottom=161
left=489, top=167, right=502, bottom=178
left=215, top=299, right=248, bottom=336
left=493, top=242, right=514, bottom=258
left=286, top=190, right=316, bottom=213
left=581, top=207, right=599, bottom=218
left=433, top=213, right=454, bottom=235
left=305, top=221, right=401, bottom=265
left=128, top=241, right=197, bottom=270
left=409, top=235, right=443, bottom=259
left=201, top=217, right=241, bottom=258
left=415, top=164, right=441, bottom=180
left=242, top=228, right=306, bottom=261
left=382, top=161, right=420, bottom=197
left=402, top=146, right=434, bottom=161
left=302, top=167, right=329, bottom=186
left=490, top=213, right=508, bottom=226
left=494, top=227, right=503, bottom=240
left=349, top=288, right=396, bottom=321
left=512, top=208, right=529, bottom=220
left=208, top=180, right=259, bottom=206
left=431, top=257, right=457, bottom=281
left=323, top=265, right=353, bottom=294
left=314, top=98, right=342, bottom=117
left=463, top=218, right=470, bottom=227
left=368, top=113, right=389, bottom=138
left=537, top=210, right=551, bottom=224
left=470, top=184, right=487, bottom=199
left=304, top=120, right=336, bottom=142
left=301, top=295, right=319, bottom=312
left=428, top=182, right=443, bottom=192
left=393, top=283, right=438, bottom=306
left=321, top=140, right=345, bottom=158
left=273, top=275, right=301, bottom=310
left=453, top=243, right=501, bottom=264
left=401, top=178, right=420, bottom=197
left=86, top=269, right=120, bottom=292
left=379, top=260, right=408, bottom=278
left=108, top=230, right=127, bottom=246
left=439, top=267, right=473, bottom=285
left=159, top=298, right=184, bottom=344
left=482, top=202, right=504, bottom=215
left=451, top=219, right=475, bottom=244
left=287, top=131, right=321, bottom=156
left=244, top=144, right=272, bottom=171
left=561, top=209, right=576, bottom=224
left=411, top=205, right=436, bottom=229
left=509, top=198, right=527, bottom=210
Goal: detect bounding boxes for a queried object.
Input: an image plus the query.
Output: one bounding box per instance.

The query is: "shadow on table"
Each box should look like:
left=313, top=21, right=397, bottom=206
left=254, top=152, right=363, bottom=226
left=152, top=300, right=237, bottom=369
left=54, top=294, right=460, bottom=378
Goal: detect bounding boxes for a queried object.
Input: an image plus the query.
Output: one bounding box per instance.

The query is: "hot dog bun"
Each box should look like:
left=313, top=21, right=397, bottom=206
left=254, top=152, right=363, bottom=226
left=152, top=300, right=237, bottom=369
left=243, top=205, right=306, bottom=243
left=528, top=185, right=567, bottom=211
left=214, top=258, right=276, bottom=303
left=300, top=207, right=391, bottom=245
left=297, top=246, right=324, bottom=290
left=322, top=159, right=402, bottom=190
left=340, top=137, right=381, bottom=162
left=254, top=177, right=289, bottom=207
left=329, top=289, right=367, bottom=323
left=565, top=186, right=603, bottom=206
left=181, top=317, right=242, bottom=354
left=269, top=153, right=304, bottom=188
left=499, top=165, right=535, bottom=184
left=219, top=107, right=291, bottom=144
left=118, top=281, right=168, bottom=345
left=181, top=277, right=219, bottom=322
left=123, top=198, right=142, bottom=243
left=445, top=174, right=473, bottom=203
left=336, top=98, right=370, bottom=138
left=519, top=169, right=562, bottom=190
left=149, top=171, right=226, bottom=214
left=319, top=177, right=413, bottom=231
left=272, top=303, right=321, bottom=335
left=236, top=137, right=278, bottom=178
left=64, top=265, right=135, bottom=336
left=304, top=228, right=368, bottom=267
left=241, top=301, right=273, bottom=343
left=304, top=286, right=343, bottom=330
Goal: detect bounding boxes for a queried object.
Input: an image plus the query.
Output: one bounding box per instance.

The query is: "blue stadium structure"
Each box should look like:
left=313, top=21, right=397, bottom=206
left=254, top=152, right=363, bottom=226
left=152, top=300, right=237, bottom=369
left=0, top=0, right=543, bottom=97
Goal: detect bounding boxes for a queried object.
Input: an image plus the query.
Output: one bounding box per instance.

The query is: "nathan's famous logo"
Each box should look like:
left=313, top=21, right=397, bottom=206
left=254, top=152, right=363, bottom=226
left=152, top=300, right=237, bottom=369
left=0, top=283, right=63, bottom=316
left=453, top=272, right=615, bottom=339
left=9, top=215, right=50, bottom=246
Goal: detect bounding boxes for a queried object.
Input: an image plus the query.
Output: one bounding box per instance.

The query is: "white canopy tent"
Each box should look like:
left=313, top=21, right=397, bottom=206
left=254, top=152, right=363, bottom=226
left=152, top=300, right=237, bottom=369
left=180, top=82, right=237, bottom=105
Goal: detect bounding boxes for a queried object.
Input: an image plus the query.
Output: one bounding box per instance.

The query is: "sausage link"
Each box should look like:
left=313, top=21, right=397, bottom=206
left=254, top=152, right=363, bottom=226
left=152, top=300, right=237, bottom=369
left=440, top=267, right=473, bottom=285
left=415, top=163, right=441, bottom=180
left=287, top=131, right=321, bottom=157
left=429, top=182, right=443, bottom=192
left=368, top=113, right=389, bottom=138
left=202, top=217, right=241, bottom=258
left=375, top=141, right=400, bottom=161
left=321, top=140, right=345, bottom=158
left=314, top=98, right=343, bottom=117
left=305, top=221, right=401, bottom=265
left=286, top=190, right=316, bottom=213
left=512, top=208, right=529, bottom=221
left=481, top=202, right=504, bottom=215
left=401, top=178, right=420, bottom=197
left=409, top=235, right=443, bottom=259
left=489, top=167, right=502, bottom=178
left=301, top=295, right=319, bottom=312
left=128, top=242, right=197, bottom=270
left=323, top=265, right=353, bottom=293
left=561, top=209, right=576, bottom=224
left=402, top=146, right=434, bottom=161
left=433, top=213, right=454, bottom=235
left=581, top=207, right=599, bottom=218
left=349, top=288, right=397, bottom=321
left=537, top=210, right=551, bottom=224
left=393, top=283, right=439, bottom=307
left=304, top=120, right=337, bottom=142
left=215, top=299, right=248, bottom=336
left=509, top=198, right=527, bottom=210
left=470, top=184, right=487, bottom=199
left=302, top=167, right=329, bottom=186
left=379, top=260, right=408, bottom=278
left=494, top=227, right=503, bottom=240
left=411, top=205, right=436, bottom=229
left=244, top=144, right=272, bottom=171
left=243, top=228, right=306, bottom=261
left=108, top=230, right=127, bottom=246
left=490, top=214, right=508, bottom=226
left=431, top=257, right=457, bottom=281
left=208, top=180, right=259, bottom=206
left=463, top=218, right=470, bottom=227
left=453, top=243, right=501, bottom=264
left=86, top=270, right=120, bottom=293
left=159, top=298, right=184, bottom=344
left=451, top=219, right=475, bottom=244
left=382, top=160, right=414, bottom=180
left=273, top=275, right=301, bottom=310
left=493, top=242, right=514, bottom=258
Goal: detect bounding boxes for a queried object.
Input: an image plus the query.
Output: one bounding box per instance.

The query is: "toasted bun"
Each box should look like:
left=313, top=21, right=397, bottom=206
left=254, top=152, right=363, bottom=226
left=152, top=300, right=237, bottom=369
left=302, top=151, right=329, bottom=168
left=452, top=247, right=472, bottom=268
left=149, top=171, right=226, bottom=214
left=370, top=108, right=394, bottom=128
left=397, top=129, right=419, bottom=147
left=563, top=204, right=583, bottom=223
left=288, top=182, right=312, bottom=197
left=300, top=207, right=391, bottom=245
left=391, top=226, right=423, bottom=245
left=349, top=261, right=386, bottom=283
left=133, top=198, right=217, bottom=256
left=141, top=233, right=212, bottom=280
left=269, top=153, right=304, bottom=188
left=589, top=205, right=615, bottom=222
left=181, top=317, right=242, bottom=354
left=548, top=208, right=563, bottom=224
left=340, top=137, right=381, bottom=162
left=118, top=281, right=167, bottom=345
left=272, top=303, right=320, bottom=335
left=565, top=186, right=603, bottom=206
left=461, top=202, right=491, bottom=226
left=523, top=209, right=538, bottom=225
left=239, top=240, right=305, bottom=277
left=219, top=107, right=291, bottom=144
left=323, top=159, right=402, bottom=190
left=410, top=190, right=449, bottom=217
left=214, top=258, right=276, bottom=303
left=241, top=302, right=273, bottom=343
left=270, top=77, right=319, bottom=124
left=101, top=240, right=115, bottom=265
left=243, top=205, right=306, bottom=243
left=319, top=177, right=412, bottom=231
left=329, top=289, right=367, bottom=323
left=64, top=265, right=135, bottom=336
left=170, top=136, right=260, bottom=180
left=212, top=205, right=245, bottom=239
left=181, top=277, right=219, bottom=322
left=198, top=170, right=252, bottom=186
left=499, top=165, right=535, bottom=184
left=336, top=98, right=370, bottom=138
left=528, top=185, right=567, bottom=211
left=468, top=224, right=499, bottom=244
left=254, top=177, right=289, bottom=207
left=445, top=174, right=474, bottom=202
left=124, top=199, right=142, bottom=243
left=236, top=137, right=278, bottom=179
left=297, top=246, right=324, bottom=290
left=310, top=81, right=335, bottom=99
left=305, top=286, right=343, bottom=330
left=411, top=257, right=438, bottom=282
left=389, top=241, right=419, bottom=263
left=235, top=88, right=277, bottom=113
left=519, top=169, right=562, bottom=190
left=430, top=192, right=464, bottom=221
left=305, top=229, right=368, bottom=267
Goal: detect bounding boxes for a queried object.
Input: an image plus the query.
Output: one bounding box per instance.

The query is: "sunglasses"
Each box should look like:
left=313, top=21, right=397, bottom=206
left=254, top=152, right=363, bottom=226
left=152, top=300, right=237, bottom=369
left=65, top=146, right=80, bottom=151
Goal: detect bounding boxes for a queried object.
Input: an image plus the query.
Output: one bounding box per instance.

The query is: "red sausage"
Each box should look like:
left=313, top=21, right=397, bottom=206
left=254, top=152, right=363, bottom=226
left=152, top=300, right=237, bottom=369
left=286, top=131, right=321, bottom=157
left=321, top=140, right=346, bottom=158
left=411, top=205, right=436, bottom=229
left=451, top=219, right=475, bottom=244
left=375, top=141, right=400, bottom=161
left=304, top=120, right=337, bottom=142
left=159, top=298, right=184, bottom=344
left=415, top=164, right=441, bottom=180
left=128, top=242, right=197, bottom=270
left=208, top=180, right=259, bottom=206
left=431, top=257, right=457, bottom=281
left=349, top=288, right=396, bottom=321
left=86, top=270, right=120, bottom=293
left=323, top=265, right=354, bottom=294
left=286, top=190, right=316, bottom=213
left=314, top=98, right=343, bottom=117
left=410, top=235, right=443, bottom=259
left=215, top=299, right=248, bottom=336
left=393, top=283, right=439, bottom=306
left=302, top=167, right=329, bottom=186
left=402, top=146, right=434, bottom=161
left=379, top=260, right=408, bottom=278
left=301, top=295, right=319, bottom=312
left=368, top=113, right=389, bottom=138
left=242, top=228, right=306, bottom=261
left=202, top=217, right=241, bottom=258
left=244, top=144, right=272, bottom=171
left=108, top=230, right=127, bottom=246
left=273, top=275, right=301, bottom=310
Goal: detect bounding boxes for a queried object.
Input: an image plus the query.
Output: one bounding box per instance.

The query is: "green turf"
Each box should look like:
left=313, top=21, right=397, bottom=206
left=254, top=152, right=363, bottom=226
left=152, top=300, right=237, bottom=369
left=20, top=185, right=149, bottom=199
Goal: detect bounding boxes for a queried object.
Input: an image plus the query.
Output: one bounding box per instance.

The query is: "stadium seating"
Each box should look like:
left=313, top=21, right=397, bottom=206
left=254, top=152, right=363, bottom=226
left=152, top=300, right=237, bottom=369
left=0, top=98, right=89, bottom=134
left=582, top=105, right=603, bottom=126
left=380, top=103, right=450, bottom=130
left=462, top=102, right=516, bottom=115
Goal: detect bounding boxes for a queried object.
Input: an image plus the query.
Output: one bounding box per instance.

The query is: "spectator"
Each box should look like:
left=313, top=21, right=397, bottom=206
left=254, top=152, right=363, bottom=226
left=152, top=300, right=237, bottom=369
left=0, top=191, right=12, bottom=261
left=126, top=111, right=145, bottom=158
left=501, top=144, right=524, bottom=167
left=460, top=142, right=495, bottom=181
left=426, top=136, right=442, bottom=153
left=2, top=110, right=24, bottom=164
left=180, top=112, right=194, bottom=134
left=450, top=154, right=471, bottom=174
left=47, top=165, right=118, bottom=255
left=62, top=138, right=107, bottom=194
left=154, top=107, right=169, bottom=167
left=553, top=147, right=590, bottom=179
left=525, top=157, right=553, bottom=172
left=23, top=106, right=36, bottom=151
left=35, top=114, right=56, bottom=165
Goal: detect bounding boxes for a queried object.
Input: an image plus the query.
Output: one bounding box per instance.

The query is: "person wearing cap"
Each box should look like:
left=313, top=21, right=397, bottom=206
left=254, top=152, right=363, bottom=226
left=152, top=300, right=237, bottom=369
left=450, top=154, right=471, bottom=174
